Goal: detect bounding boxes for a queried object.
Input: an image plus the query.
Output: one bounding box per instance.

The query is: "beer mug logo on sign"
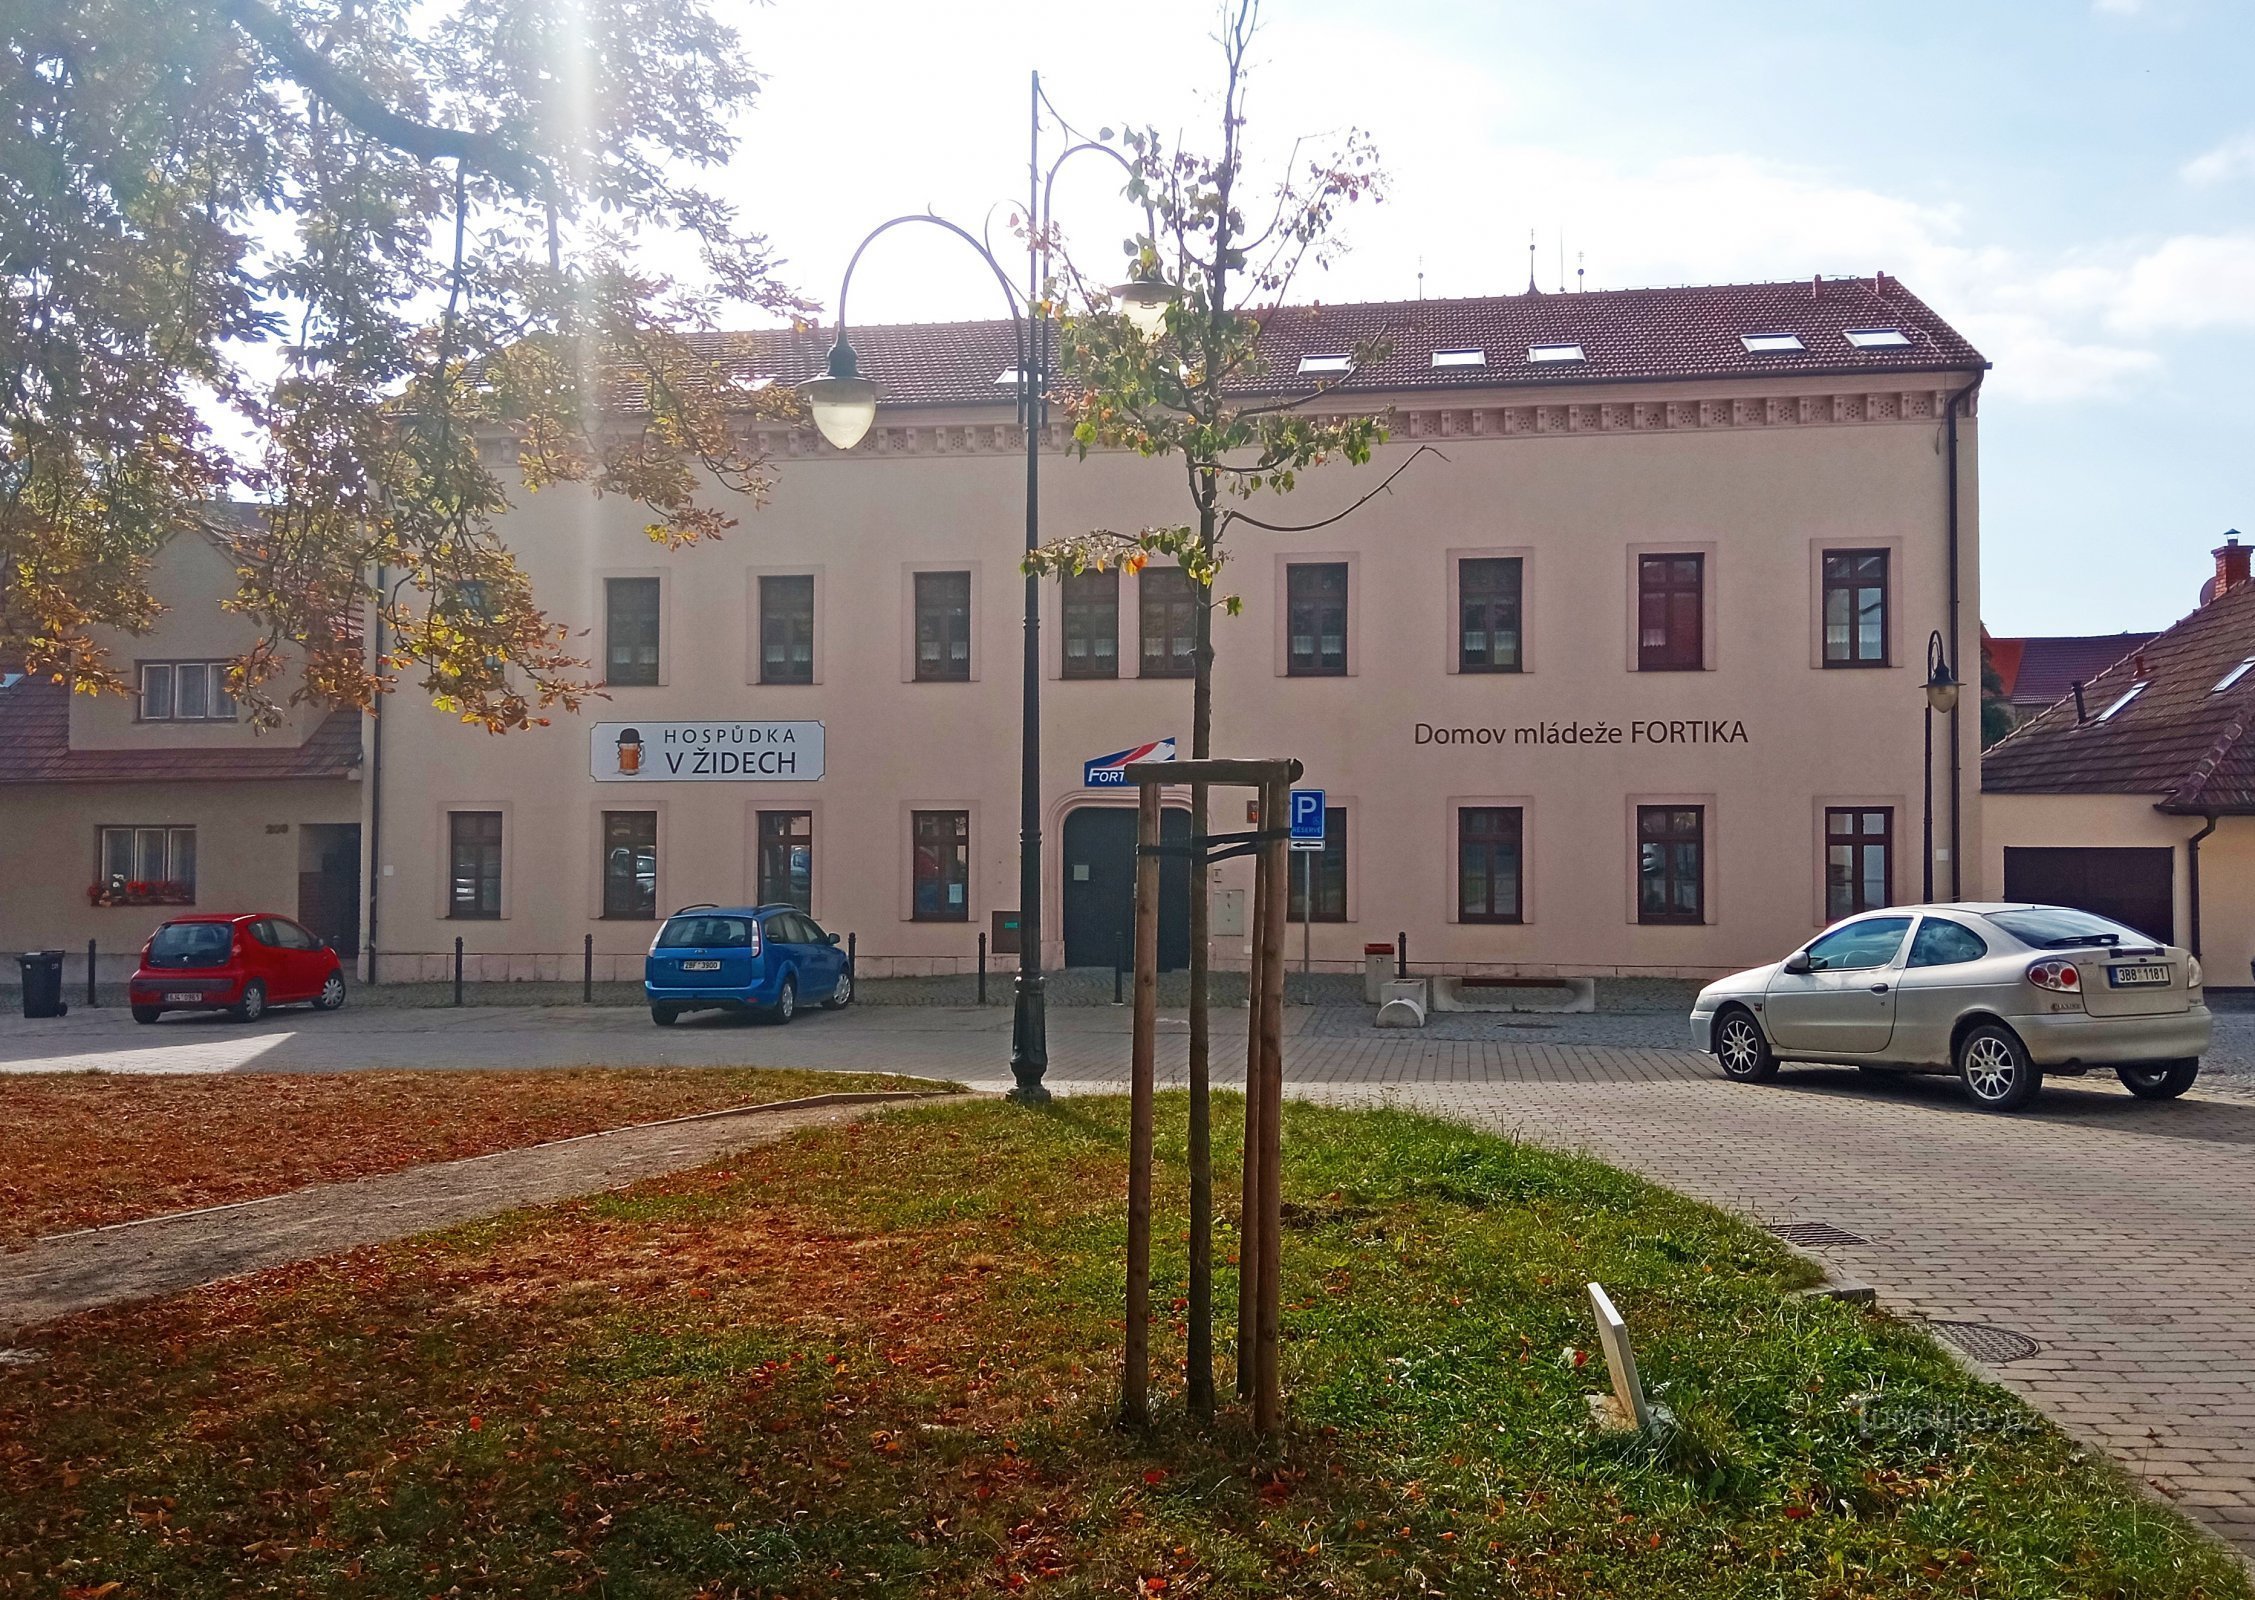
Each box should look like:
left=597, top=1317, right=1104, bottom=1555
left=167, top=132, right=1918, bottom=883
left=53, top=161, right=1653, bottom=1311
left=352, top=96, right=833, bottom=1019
left=615, top=728, right=644, bottom=775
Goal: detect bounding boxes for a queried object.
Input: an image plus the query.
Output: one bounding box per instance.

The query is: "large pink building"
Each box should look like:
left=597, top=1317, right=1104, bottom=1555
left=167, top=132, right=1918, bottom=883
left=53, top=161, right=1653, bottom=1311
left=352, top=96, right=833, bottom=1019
left=358, top=274, right=1985, bottom=984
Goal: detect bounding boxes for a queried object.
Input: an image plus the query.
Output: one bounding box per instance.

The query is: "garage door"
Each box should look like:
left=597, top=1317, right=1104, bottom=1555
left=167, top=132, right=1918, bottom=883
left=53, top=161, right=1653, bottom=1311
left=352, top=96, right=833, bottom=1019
left=2002, top=846, right=2174, bottom=944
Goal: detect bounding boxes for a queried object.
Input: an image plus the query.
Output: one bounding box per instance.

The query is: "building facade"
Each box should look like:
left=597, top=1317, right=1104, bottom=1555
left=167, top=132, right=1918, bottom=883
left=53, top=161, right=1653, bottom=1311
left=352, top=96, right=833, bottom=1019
left=0, top=530, right=364, bottom=978
left=1983, top=536, right=2255, bottom=987
left=364, top=275, right=1987, bottom=984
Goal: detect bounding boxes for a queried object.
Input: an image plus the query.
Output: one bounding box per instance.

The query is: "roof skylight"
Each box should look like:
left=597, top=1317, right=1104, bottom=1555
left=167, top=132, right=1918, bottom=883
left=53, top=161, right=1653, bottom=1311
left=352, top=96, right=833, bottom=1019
left=2095, top=681, right=2150, bottom=722
left=994, top=367, right=1030, bottom=386
left=1740, top=332, right=1804, bottom=353
left=1844, top=327, right=1912, bottom=349
left=1297, top=353, right=1354, bottom=375
left=1527, top=343, right=1585, bottom=363
left=2213, top=657, right=2255, bottom=694
left=1431, top=347, right=1486, bottom=367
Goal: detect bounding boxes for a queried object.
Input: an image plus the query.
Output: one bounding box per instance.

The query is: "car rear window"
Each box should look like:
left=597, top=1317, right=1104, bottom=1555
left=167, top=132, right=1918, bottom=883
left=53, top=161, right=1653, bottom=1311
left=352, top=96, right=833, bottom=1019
left=1987, top=907, right=2152, bottom=950
left=655, top=916, right=754, bottom=949
left=147, top=922, right=234, bottom=968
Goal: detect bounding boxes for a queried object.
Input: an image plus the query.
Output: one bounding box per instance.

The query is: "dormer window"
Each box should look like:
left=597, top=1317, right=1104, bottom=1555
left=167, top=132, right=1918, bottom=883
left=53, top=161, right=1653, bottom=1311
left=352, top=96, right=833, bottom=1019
left=1297, top=353, right=1354, bottom=375
left=1740, top=332, right=1804, bottom=353
left=139, top=662, right=237, bottom=722
left=1844, top=327, right=1912, bottom=349
left=1528, top=343, right=1585, bottom=363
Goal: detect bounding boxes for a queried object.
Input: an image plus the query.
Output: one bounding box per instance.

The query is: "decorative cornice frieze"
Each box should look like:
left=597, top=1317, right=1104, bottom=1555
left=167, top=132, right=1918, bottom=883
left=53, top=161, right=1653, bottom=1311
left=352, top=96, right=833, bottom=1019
left=742, top=387, right=1971, bottom=460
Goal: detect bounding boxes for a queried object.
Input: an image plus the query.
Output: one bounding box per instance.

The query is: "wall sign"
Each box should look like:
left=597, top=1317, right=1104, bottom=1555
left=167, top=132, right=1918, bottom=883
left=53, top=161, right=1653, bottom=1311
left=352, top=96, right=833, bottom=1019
left=1084, top=737, right=1177, bottom=787
left=590, top=720, right=824, bottom=782
left=1413, top=718, right=1749, bottom=747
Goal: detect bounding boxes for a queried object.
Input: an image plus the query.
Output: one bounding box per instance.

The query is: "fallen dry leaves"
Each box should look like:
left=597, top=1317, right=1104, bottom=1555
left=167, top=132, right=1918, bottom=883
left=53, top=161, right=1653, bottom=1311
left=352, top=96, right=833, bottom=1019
left=0, top=1067, right=930, bottom=1246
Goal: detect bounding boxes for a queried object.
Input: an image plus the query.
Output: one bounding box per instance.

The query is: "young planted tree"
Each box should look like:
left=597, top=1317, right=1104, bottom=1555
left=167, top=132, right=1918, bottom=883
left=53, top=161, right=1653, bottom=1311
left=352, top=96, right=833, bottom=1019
left=3, top=0, right=802, bottom=727
left=1030, top=0, right=1433, bottom=1419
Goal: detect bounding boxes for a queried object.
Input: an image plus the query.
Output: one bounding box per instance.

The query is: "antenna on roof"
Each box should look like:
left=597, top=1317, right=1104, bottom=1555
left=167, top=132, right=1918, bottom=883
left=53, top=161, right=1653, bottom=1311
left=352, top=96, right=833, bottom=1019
left=1417, top=255, right=1425, bottom=300
left=1577, top=251, right=1585, bottom=293
left=1526, top=229, right=1538, bottom=295
left=1557, top=231, right=1565, bottom=294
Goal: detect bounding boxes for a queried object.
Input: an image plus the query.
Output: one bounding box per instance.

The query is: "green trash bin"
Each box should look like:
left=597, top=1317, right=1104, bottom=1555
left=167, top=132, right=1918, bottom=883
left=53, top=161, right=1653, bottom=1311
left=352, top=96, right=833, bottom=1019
left=18, top=950, right=67, bottom=1019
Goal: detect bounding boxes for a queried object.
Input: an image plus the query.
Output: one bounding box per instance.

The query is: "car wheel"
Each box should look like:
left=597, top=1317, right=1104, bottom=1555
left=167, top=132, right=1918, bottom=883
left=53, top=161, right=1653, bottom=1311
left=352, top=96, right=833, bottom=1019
left=2117, top=1059, right=2200, bottom=1101
left=1713, top=1008, right=1777, bottom=1082
left=824, top=968, right=854, bottom=1010
left=231, top=980, right=267, bottom=1023
left=314, top=972, right=347, bottom=1011
left=131, top=1005, right=162, bottom=1025
left=1956, top=1022, right=2040, bottom=1111
left=651, top=1004, right=681, bottom=1027
left=771, top=976, right=797, bottom=1025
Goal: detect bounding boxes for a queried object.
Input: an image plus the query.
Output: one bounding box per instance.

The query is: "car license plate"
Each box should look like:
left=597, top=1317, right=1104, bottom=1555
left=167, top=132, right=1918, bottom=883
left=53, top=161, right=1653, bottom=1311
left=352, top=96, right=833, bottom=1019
left=2108, top=964, right=2170, bottom=987
left=680, top=959, right=722, bottom=971
left=163, top=991, right=203, bottom=1003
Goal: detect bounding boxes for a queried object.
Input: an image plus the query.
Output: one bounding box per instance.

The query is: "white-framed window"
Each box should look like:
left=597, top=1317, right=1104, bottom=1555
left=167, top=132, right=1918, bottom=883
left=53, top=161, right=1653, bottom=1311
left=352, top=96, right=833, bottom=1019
left=98, top=826, right=197, bottom=897
left=139, top=662, right=236, bottom=722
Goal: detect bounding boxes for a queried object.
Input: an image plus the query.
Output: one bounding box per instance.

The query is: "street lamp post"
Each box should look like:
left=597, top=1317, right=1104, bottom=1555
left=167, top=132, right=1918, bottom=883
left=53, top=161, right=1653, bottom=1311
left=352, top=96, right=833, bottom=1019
left=1922, top=629, right=1961, bottom=903
left=803, top=77, right=1169, bottom=1104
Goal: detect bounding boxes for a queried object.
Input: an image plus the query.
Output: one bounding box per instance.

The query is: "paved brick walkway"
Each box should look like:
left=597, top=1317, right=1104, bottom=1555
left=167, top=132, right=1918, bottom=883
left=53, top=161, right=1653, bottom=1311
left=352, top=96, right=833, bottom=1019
left=4, top=1001, right=2253, bottom=1554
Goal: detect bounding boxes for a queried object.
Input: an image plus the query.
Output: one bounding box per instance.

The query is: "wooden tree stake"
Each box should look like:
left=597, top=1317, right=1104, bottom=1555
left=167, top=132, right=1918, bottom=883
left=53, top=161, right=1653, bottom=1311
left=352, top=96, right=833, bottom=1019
left=1121, top=781, right=1163, bottom=1427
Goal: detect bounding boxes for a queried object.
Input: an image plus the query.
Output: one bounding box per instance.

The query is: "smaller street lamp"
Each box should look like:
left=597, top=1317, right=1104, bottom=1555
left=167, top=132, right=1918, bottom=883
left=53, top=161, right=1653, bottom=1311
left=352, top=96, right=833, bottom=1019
left=805, top=340, right=879, bottom=451
left=1922, top=629, right=1958, bottom=902
left=1108, top=277, right=1176, bottom=340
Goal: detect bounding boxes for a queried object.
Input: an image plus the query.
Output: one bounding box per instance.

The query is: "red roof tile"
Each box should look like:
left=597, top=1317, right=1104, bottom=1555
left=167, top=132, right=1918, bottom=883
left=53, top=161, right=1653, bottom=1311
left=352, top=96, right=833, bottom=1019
left=657, top=274, right=1984, bottom=411
left=1983, top=582, right=2255, bottom=811
left=0, top=680, right=363, bottom=785
left=1986, top=631, right=2159, bottom=709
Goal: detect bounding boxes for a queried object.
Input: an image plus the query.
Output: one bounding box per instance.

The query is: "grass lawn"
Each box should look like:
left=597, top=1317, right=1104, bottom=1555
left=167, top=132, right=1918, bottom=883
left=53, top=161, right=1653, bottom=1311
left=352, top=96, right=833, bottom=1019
left=1, top=1095, right=2242, bottom=1599
left=0, top=1068, right=943, bottom=1246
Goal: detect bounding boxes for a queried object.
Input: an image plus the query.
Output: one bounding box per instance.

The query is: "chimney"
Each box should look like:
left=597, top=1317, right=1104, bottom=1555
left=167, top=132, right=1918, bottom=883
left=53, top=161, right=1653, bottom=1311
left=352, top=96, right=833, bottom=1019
left=2212, top=532, right=2250, bottom=603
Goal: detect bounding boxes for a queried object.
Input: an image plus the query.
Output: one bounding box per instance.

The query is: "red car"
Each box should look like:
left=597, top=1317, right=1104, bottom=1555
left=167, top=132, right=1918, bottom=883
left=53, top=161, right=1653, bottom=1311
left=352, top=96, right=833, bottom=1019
left=129, top=913, right=347, bottom=1024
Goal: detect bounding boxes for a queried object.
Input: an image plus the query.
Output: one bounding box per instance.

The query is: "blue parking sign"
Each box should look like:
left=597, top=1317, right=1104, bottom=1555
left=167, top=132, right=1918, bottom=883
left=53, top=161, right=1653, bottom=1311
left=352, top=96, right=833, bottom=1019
left=1289, top=788, right=1326, bottom=847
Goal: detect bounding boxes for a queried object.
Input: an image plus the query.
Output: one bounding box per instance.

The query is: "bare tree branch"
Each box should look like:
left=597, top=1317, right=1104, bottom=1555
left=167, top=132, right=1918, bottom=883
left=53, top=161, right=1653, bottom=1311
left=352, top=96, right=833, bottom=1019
left=1219, top=445, right=1443, bottom=533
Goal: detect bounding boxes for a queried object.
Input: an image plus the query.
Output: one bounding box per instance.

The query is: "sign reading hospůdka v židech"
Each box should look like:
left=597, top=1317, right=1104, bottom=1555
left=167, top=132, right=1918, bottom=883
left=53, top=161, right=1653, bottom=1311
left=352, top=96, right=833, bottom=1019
left=590, top=721, right=824, bottom=782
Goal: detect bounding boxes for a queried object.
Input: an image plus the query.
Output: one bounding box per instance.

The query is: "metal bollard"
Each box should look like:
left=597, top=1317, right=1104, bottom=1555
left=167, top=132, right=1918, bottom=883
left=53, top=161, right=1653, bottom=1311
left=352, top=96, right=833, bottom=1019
left=847, top=931, right=856, bottom=972
left=1113, top=930, right=1125, bottom=1006
left=86, top=939, right=98, bottom=1008
left=453, top=936, right=464, bottom=1006
left=582, top=933, right=593, bottom=1003
left=977, top=931, right=988, bottom=1005
left=1396, top=930, right=1408, bottom=979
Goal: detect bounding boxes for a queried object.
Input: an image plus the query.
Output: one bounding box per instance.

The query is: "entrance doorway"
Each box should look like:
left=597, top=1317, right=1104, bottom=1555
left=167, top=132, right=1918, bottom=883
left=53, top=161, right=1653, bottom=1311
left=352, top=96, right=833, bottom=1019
left=2002, top=846, right=2174, bottom=945
left=1061, top=805, right=1190, bottom=970
left=297, top=823, right=362, bottom=956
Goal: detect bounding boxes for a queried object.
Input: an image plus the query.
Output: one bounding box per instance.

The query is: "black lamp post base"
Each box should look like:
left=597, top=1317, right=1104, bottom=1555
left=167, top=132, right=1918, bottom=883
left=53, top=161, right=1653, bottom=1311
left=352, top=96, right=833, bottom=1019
left=1007, top=972, right=1051, bottom=1103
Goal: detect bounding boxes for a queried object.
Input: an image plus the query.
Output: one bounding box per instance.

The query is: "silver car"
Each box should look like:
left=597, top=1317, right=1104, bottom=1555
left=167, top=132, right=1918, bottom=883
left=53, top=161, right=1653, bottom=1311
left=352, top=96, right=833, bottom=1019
left=1690, top=903, right=2212, bottom=1112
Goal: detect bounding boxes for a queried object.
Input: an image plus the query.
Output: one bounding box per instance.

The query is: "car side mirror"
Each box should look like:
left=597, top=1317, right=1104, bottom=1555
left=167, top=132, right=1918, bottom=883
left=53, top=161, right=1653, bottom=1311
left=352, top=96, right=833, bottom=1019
left=1782, top=952, right=1814, bottom=976
left=823, top=932, right=841, bottom=946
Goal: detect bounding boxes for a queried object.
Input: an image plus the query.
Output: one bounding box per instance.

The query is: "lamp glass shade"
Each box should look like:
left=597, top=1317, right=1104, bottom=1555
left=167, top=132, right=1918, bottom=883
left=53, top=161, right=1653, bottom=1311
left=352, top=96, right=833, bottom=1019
left=1109, top=278, right=1177, bottom=339
left=1925, top=677, right=1961, bottom=714
left=804, top=374, right=878, bottom=450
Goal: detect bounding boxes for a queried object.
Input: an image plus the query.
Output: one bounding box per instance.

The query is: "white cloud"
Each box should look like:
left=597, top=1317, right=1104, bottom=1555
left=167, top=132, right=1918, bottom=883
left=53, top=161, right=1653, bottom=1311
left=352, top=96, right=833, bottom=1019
left=2184, top=133, right=2255, bottom=187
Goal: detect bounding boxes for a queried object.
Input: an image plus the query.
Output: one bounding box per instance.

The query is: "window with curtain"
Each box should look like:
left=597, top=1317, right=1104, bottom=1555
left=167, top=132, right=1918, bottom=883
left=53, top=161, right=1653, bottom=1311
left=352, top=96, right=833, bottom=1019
left=759, top=574, right=815, bottom=685
left=449, top=811, right=503, bottom=919
left=1138, top=566, right=1197, bottom=678
left=1824, top=807, right=1894, bottom=919
left=1286, top=562, right=1348, bottom=676
left=914, top=571, right=972, bottom=682
left=1287, top=807, right=1348, bottom=922
left=1061, top=567, right=1119, bottom=679
left=911, top=810, right=970, bottom=920
left=1457, top=558, right=1523, bottom=672
left=605, top=577, right=661, bottom=685
left=138, top=663, right=237, bottom=721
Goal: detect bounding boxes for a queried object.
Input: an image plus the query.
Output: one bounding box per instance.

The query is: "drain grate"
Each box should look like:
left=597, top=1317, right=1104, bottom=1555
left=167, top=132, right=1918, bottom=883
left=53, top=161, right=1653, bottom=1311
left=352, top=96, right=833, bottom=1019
left=1930, top=1321, right=2041, bottom=1365
left=1767, top=1221, right=1870, bottom=1248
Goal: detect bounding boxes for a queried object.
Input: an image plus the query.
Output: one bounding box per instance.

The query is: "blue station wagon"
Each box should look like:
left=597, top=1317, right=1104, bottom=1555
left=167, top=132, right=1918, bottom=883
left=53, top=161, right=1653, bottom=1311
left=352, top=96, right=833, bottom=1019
left=644, top=905, right=852, bottom=1025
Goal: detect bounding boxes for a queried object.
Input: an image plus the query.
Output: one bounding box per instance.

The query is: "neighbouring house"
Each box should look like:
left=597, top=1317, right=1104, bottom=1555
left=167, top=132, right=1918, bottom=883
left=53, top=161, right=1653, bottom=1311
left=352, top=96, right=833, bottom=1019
left=0, top=526, right=365, bottom=982
left=1982, top=534, right=2255, bottom=986
left=364, top=273, right=1986, bottom=982
left=1984, top=628, right=2159, bottom=731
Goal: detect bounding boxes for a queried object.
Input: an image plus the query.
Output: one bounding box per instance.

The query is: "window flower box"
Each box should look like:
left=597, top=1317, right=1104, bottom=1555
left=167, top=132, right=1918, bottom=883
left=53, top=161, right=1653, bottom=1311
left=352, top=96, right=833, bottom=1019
left=87, top=880, right=194, bottom=908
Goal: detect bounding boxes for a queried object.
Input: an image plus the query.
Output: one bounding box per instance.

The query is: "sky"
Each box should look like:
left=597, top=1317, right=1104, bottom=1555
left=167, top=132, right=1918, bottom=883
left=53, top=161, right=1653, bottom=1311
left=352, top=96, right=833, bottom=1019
left=710, top=0, right=2253, bottom=637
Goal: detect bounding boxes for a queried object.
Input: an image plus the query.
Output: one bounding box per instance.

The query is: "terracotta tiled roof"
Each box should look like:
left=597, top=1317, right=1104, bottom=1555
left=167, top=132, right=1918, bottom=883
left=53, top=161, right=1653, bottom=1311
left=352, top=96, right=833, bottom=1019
left=1982, top=582, right=2255, bottom=812
left=1986, top=631, right=2159, bottom=709
left=0, top=680, right=363, bottom=785
left=662, top=274, right=1984, bottom=411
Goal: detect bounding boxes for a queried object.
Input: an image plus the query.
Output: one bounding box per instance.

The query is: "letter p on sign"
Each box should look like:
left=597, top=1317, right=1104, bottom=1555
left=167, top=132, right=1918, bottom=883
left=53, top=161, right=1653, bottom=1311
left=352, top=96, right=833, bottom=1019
left=1289, top=789, right=1326, bottom=847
